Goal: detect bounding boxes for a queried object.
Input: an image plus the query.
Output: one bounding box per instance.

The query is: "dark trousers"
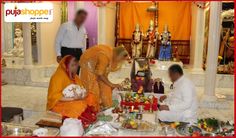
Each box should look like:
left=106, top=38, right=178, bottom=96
left=61, top=47, right=82, bottom=74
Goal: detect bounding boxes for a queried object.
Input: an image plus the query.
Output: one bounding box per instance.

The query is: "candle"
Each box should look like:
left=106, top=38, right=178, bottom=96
left=131, top=105, right=134, bottom=112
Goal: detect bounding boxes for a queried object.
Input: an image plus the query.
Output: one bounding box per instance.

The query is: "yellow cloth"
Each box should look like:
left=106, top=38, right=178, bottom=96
left=47, top=56, right=98, bottom=118
left=119, top=2, right=192, bottom=40
left=79, top=45, right=114, bottom=109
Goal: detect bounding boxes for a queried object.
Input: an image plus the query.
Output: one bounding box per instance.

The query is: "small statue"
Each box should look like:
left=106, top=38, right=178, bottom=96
left=1, top=58, right=6, bottom=67
left=154, top=78, right=164, bottom=94
left=146, top=20, right=158, bottom=58
left=3, top=28, right=24, bottom=57
left=131, top=24, right=143, bottom=58
left=159, top=25, right=172, bottom=61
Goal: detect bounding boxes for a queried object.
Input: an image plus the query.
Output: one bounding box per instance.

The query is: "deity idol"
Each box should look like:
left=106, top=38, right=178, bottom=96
left=3, top=28, right=24, bottom=57
left=146, top=20, right=158, bottom=58
left=131, top=24, right=143, bottom=58
left=159, top=25, right=172, bottom=60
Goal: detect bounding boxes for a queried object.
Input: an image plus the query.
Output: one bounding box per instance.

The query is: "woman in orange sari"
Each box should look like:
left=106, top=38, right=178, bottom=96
left=47, top=55, right=98, bottom=118
left=80, top=45, right=130, bottom=110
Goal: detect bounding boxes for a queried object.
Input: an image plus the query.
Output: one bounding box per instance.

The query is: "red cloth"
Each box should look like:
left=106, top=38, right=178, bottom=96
left=62, top=106, right=97, bottom=129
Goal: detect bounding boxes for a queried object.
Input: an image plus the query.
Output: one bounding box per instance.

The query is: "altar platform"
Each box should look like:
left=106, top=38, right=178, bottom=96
left=1, top=84, right=234, bottom=136
left=2, top=60, right=234, bottom=89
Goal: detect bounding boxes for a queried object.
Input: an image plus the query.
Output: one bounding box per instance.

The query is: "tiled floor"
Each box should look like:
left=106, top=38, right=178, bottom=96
left=1, top=85, right=234, bottom=122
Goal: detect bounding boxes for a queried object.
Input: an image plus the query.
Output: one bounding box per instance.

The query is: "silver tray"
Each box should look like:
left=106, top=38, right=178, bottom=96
left=1, top=123, right=60, bottom=136
left=176, top=124, right=202, bottom=136
left=7, top=127, right=33, bottom=136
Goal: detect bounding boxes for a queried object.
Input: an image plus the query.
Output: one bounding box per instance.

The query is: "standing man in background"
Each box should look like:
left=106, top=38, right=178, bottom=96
left=55, top=9, right=88, bottom=74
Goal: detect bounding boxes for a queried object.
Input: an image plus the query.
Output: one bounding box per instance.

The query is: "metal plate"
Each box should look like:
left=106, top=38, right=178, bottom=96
left=176, top=124, right=202, bottom=136
left=7, top=127, right=33, bottom=136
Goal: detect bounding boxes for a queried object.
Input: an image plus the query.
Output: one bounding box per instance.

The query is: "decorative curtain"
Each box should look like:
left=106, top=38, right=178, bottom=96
left=119, top=2, right=153, bottom=39
left=119, top=2, right=192, bottom=40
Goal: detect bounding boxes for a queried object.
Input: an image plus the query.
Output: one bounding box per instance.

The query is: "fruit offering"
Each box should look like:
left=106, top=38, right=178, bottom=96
left=122, top=119, right=138, bottom=130
left=122, top=119, right=156, bottom=132
left=198, top=118, right=219, bottom=132
left=121, top=92, right=158, bottom=111
left=176, top=124, right=202, bottom=136
left=216, top=120, right=234, bottom=136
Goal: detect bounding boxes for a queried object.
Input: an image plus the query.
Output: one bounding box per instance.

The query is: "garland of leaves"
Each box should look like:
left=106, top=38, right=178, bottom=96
left=193, top=2, right=210, bottom=9
left=92, top=1, right=110, bottom=7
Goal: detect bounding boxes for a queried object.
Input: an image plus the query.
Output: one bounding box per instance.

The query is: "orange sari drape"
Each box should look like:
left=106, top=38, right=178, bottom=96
left=47, top=56, right=98, bottom=118
left=119, top=2, right=192, bottom=40
left=79, top=45, right=114, bottom=109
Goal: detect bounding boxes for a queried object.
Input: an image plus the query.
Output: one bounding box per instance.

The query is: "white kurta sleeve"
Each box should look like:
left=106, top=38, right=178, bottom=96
left=169, top=85, right=194, bottom=111
left=82, top=27, right=87, bottom=52
left=55, top=24, right=67, bottom=56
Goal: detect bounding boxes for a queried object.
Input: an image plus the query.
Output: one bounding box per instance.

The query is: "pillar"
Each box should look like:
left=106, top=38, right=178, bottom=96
left=22, top=23, right=33, bottom=66
left=202, top=2, right=222, bottom=101
left=37, top=2, right=61, bottom=65
left=2, top=4, right=13, bottom=53
left=98, top=7, right=106, bottom=44
left=190, top=3, right=205, bottom=72
left=98, top=3, right=116, bottom=46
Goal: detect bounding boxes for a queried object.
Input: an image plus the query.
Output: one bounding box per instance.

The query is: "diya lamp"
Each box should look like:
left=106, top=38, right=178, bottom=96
left=130, top=105, right=135, bottom=113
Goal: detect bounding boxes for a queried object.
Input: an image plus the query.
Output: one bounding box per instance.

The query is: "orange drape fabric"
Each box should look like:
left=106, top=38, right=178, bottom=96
left=119, top=2, right=153, bottom=38
left=47, top=56, right=98, bottom=118
left=119, top=2, right=192, bottom=40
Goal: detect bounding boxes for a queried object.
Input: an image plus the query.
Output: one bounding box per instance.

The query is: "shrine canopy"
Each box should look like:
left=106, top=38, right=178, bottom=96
left=119, top=1, right=192, bottom=40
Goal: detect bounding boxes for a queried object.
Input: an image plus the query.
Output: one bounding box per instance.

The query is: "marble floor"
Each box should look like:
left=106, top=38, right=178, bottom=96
left=2, top=84, right=235, bottom=123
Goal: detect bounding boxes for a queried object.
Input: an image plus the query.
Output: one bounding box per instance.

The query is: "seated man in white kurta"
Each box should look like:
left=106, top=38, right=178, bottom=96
left=158, top=64, right=198, bottom=123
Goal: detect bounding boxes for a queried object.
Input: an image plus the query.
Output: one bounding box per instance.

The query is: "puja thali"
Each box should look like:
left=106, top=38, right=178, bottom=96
left=176, top=124, right=202, bottom=136
left=121, top=119, right=156, bottom=132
